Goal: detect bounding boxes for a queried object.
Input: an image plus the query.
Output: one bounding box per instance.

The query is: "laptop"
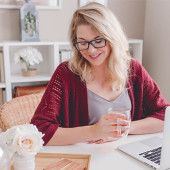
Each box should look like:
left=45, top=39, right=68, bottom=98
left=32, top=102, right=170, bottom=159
left=118, top=106, right=170, bottom=170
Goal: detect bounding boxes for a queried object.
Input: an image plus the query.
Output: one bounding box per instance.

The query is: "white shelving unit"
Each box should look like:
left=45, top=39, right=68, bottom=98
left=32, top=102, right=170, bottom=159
left=0, top=39, right=143, bottom=104
left=1, top=41, right=59, bottom=102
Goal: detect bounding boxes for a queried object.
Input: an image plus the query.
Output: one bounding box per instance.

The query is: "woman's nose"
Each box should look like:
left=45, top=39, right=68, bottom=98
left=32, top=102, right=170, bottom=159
left=87, top=43, right=97, bottom=53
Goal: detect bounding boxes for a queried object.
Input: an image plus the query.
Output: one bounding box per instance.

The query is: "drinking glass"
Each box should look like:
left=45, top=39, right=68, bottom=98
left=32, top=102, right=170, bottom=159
left=107, top=108, right=131, bottom=138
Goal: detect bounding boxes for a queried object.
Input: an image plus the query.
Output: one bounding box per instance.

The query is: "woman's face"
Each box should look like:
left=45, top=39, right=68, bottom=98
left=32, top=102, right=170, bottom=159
left=76, top=25, right=111, bottom=68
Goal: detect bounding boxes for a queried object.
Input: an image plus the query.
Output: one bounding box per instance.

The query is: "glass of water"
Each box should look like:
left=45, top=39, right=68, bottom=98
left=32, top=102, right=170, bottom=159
left=107, top=108, right=131, bottom=138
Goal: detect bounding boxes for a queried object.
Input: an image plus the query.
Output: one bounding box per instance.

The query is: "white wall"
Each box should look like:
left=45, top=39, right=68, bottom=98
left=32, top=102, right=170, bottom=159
left=143, top=0, right=170, bottom=102
left=108, top=0, right=146, bottom=39
left=0, top=0, right=146, bottom=41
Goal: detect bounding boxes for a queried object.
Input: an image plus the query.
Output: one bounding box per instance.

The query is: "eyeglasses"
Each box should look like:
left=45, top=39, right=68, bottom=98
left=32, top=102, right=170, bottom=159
left=73, top=38, right=107, bottom=51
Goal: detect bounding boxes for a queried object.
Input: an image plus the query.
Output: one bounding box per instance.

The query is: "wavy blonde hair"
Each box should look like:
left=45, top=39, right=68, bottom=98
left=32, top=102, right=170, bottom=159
left=68, top=2, right=131, bottom=92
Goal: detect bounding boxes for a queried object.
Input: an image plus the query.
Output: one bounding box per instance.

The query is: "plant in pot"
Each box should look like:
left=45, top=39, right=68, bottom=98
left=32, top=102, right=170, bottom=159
left=14, top=47, right=43, bottom=77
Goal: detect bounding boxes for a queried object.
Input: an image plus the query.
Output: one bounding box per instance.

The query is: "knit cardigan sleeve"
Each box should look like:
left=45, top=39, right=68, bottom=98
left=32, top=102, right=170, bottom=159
left=129, top=59, right=169, bottom=121
left=31, top=62, right=89, bottom=145
left=31, top=63, right=68, bottom=145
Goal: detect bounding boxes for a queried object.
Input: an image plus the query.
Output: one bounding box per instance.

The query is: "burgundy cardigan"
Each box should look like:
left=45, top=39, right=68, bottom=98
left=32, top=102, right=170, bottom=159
left=31, top=59, right=169, bottom=145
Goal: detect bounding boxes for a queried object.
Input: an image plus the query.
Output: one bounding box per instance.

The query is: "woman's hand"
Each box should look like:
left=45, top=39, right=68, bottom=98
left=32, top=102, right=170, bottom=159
left=91, top=113, right=130, bottom=142
left=87, top=137, right=118, bottom=144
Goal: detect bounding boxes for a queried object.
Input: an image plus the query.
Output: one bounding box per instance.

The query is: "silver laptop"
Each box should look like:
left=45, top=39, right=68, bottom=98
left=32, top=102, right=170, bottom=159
left=118, top=106, right=170, bottom=170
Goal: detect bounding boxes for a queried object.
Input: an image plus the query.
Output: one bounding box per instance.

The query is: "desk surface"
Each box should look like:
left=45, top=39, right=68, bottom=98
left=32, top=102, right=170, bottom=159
left=40, top=133, right=162, bottom=170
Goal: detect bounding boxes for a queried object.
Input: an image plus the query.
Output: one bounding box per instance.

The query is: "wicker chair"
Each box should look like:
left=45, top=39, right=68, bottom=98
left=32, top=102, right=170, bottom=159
left=0, top=93, right=43, bottom=132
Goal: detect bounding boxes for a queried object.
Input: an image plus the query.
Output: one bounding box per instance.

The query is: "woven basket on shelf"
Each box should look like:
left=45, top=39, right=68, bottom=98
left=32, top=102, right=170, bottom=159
left=0, top=93, right=43, bottom=132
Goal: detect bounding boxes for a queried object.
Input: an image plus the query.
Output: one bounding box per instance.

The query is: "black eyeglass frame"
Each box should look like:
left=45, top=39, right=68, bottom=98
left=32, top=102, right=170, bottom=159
left=73, top=38, right=107, bottom=51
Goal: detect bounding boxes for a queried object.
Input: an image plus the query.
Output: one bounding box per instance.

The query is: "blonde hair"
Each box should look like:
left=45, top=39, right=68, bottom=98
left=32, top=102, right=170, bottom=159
left=68, top=2, right=131, bottom=92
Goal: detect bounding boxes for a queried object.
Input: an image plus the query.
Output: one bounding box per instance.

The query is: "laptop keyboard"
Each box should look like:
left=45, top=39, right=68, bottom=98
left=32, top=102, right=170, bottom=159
left=139, top=147, right=162, bottom=165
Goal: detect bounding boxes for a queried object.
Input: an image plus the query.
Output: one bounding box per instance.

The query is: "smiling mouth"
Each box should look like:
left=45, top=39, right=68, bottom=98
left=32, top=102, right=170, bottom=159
left=89, top=53, right=101, bottom=59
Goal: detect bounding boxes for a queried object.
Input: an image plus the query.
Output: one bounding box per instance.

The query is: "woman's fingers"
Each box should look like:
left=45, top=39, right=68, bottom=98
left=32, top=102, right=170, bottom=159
left=87, top=139, right=101, bottom=144
left=92, top=112, right=130, bottom=140
left=88, top=137, right=120, bottom=144
left=87, top=139, right=104, bottom=144
left=107, top=119, right=130, bottom=126
left=104, top=113, right=127, bottom=120
left=109, top=125, right=129, bottom=131
left=96, top=139, right=104, bottom=144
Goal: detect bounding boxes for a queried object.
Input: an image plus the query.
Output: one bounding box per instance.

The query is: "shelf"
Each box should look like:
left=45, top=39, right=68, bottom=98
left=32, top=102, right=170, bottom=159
left=0, top=83, right=5, bottom=88
left=11, top=74, right=51, bottom=83
left=4, top=41, right=55, bottom=46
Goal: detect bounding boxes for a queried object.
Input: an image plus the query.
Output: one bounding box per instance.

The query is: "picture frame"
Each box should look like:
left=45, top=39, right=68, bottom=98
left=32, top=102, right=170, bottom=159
left=20, top=2, right=39, bottom=42
left=0, top=0, right=62, bottom=10
left=79, top=0, right=107, bottom=7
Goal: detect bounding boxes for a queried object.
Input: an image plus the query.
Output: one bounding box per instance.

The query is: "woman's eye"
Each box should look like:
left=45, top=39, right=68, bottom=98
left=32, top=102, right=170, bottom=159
left=95, top=39, right=102, bottom=43
left=79, top=42, right=87, bottom=46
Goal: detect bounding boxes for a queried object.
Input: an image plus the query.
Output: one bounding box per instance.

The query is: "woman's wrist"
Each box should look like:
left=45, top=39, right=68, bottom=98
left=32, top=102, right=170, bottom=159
left=90, top=124, right=99, bottom=140
left=129, top=121, right=135, bottom=134
left=129, top=118, right=164, bottom=135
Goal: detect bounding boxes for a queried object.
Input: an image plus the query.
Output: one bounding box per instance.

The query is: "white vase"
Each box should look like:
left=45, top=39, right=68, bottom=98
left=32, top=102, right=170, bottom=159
left=13, top=153, right=35, bottom=170
left=0, top=145, right=11, bottom=170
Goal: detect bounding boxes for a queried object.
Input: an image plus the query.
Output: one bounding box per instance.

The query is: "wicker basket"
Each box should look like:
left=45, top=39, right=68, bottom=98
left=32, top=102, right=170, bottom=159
left=0, top=93, right=43, bottom=132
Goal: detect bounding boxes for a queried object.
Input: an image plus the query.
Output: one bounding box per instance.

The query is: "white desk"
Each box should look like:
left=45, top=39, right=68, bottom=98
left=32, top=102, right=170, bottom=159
left=40, top=133, right=162, bottom=170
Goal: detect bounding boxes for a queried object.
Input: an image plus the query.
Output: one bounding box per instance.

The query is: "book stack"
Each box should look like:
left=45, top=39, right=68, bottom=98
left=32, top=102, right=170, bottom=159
left=129, top=45, right=134, bottom=57
left=0, top=89, right=2, bottom=106
left=59, top=49, right=72, bottom=63
left=0, top=50, right=4, bottom=106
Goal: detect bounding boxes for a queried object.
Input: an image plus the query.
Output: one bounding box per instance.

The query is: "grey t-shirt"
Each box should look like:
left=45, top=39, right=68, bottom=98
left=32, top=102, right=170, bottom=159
left=87, top=89, right=131, bottom=125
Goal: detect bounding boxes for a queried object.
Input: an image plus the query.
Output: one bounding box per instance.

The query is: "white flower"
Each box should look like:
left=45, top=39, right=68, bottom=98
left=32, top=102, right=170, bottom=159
left=0, top=124, right=44, bottom=157
left=14, top=47, right=43, bottom=71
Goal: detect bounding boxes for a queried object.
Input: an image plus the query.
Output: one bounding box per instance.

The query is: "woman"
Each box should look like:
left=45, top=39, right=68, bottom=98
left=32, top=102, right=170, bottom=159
left=31, top=2, right=169, bottom=145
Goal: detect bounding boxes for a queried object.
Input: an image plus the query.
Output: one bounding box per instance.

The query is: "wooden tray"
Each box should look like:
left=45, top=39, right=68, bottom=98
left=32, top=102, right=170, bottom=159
left=11, top=152, right=91, bottom=170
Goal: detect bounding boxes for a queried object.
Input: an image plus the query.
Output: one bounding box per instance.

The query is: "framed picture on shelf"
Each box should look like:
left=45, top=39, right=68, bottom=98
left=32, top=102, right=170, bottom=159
left=20, top=1, right=40, bottom=42
left=79, top=0, right=107, bottom=7
left=0, top=0, right=62, bottom=9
